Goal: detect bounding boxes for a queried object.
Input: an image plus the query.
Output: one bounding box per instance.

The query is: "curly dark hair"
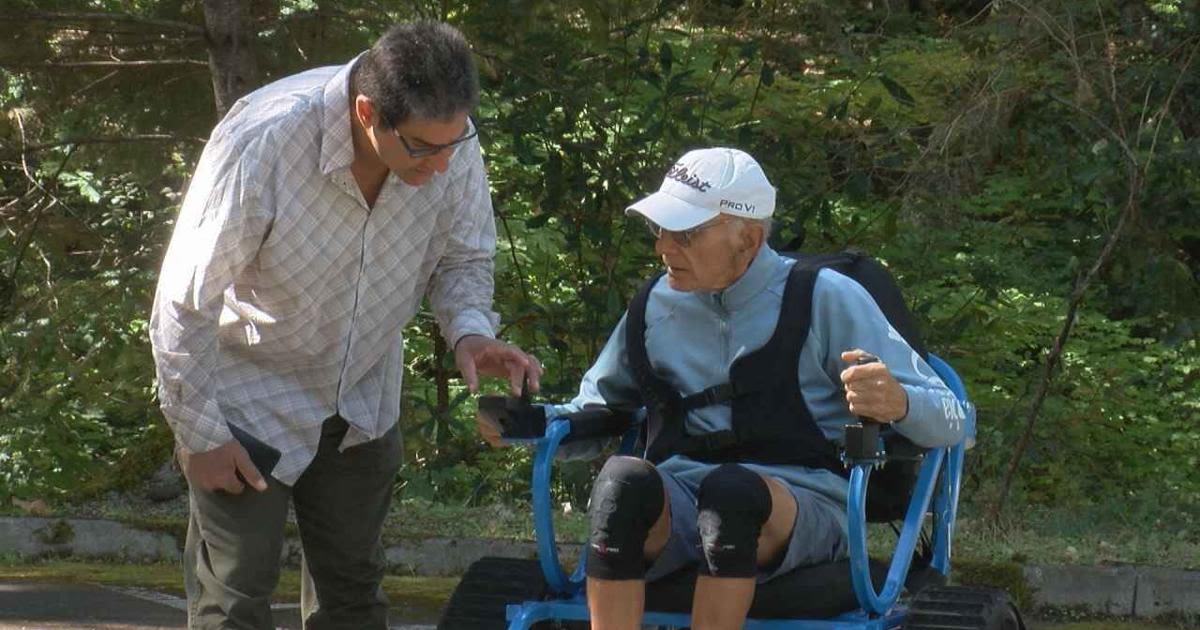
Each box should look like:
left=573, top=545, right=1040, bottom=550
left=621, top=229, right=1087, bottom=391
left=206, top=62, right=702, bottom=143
left=351, top=21, right=479, bottom=127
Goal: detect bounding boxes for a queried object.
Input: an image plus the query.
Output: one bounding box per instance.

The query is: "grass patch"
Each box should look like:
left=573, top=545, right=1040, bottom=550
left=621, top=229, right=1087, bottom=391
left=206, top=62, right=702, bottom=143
left=381, top=499, right=589, bottom=543
left=857, top=501, right=1199, bottom=572
left=119, top=516, right=188, bottom=545
left=948, top=503, right=1199, bottom=570
left=27, top=495, right=589, bottom=545
left=17, top=481, right=1199, bottom=572
left=23, top=497, right=1200, bottom=570
left=0, top=560, right=186, bottom=594
left=0, top=560, right=459, bottom=610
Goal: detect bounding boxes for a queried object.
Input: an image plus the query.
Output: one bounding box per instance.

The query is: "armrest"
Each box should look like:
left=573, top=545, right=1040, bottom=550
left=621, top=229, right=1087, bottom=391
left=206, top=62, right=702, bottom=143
left=558, top=407, right=636, bottom=443
left=479, top=396, right=637, bottom=444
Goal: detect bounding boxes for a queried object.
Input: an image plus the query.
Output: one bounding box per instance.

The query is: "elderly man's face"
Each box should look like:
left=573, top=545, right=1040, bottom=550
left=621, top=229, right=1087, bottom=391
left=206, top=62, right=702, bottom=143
left=653, top=216, right=749, bottom=291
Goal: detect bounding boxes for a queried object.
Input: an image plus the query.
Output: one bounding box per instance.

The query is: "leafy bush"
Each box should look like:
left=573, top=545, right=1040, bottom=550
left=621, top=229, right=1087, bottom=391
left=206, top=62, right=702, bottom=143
left=0, top=1, right=1196, bottom=532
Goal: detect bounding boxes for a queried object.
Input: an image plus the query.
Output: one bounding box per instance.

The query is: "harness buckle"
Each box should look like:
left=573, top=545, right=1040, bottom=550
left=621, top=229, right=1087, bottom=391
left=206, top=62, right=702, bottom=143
left=702, top=383, right=734, bottom=406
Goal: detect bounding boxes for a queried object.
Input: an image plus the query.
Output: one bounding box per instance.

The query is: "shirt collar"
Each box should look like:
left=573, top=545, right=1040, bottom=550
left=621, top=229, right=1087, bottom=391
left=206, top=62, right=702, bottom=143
left=705, top=244, right=784, bottom=310
left=319, top=54, right=362, bottom=176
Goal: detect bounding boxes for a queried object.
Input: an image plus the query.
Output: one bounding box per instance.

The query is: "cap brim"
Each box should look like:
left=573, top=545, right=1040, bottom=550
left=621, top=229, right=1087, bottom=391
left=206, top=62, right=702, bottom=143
left=625, top=191, right=719, bottom=231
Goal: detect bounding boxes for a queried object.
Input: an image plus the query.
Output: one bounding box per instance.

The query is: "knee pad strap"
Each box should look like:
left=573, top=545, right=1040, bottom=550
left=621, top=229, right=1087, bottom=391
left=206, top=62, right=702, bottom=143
left=585, top=457, right=665, bottom=580
left=696, top=464, right=773, bottom=578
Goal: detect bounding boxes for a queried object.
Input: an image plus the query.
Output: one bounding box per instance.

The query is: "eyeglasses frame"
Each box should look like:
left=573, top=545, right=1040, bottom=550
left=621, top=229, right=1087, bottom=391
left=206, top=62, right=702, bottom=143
left=642, top=216, right=733, bottom=247
left=391, top=115, right=478, bottom=158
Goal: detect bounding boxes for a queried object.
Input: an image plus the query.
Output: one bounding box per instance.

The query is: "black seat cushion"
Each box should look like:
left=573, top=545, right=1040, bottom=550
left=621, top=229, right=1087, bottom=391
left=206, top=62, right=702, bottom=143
left=643, top=559, right=889, bottom=619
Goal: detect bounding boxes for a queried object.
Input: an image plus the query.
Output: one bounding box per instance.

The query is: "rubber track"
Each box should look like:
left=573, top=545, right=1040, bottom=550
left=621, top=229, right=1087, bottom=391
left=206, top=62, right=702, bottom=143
left=904, top=586, right=1022, bottom=630
left=438, top=557, right=548, bottom=630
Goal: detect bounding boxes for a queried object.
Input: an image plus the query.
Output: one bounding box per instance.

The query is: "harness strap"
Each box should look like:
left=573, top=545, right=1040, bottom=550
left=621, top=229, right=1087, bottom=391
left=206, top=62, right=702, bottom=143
left=679, top=383, right=738, bottom=411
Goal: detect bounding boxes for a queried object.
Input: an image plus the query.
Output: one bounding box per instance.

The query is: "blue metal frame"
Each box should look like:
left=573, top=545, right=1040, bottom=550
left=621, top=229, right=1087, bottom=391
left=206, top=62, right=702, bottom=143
left=505, top=599, right=908, bottom=630
left=531, top=419, right=578, bottom=595
left=507, top=353, right=974, bottom=630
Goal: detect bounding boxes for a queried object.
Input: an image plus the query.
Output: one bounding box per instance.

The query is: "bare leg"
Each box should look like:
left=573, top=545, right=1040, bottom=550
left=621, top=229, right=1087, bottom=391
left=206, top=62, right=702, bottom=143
left=586, top=483, right=672, bottom=630
left=690, top=475, right=798, bottom=630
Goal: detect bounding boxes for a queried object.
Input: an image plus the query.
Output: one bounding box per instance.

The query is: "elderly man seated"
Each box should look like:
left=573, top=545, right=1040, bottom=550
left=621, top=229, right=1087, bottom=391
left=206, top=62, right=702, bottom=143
left=480, top=147, right=965, bottom=630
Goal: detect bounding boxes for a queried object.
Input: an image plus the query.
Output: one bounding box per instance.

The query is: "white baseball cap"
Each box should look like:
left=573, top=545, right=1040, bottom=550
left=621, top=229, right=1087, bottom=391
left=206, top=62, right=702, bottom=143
left=626, top=147, right=776, bottom=231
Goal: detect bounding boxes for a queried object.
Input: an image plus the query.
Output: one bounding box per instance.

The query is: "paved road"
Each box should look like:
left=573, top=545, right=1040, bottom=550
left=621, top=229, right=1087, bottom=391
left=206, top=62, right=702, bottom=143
left=0, top=581, right=438, bottom=630
left=1, top=580, right=1175, bottom=630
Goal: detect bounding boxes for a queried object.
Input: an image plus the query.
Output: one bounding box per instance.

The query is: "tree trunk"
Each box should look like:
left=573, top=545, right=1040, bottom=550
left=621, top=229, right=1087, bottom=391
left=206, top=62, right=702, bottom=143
left=202, top=0, right=258, bottom=119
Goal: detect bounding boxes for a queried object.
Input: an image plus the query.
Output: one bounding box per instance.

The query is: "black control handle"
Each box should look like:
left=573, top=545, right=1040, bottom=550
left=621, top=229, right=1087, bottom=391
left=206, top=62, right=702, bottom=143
left=843, top=353, right=884, bottom=463
left=853, top=353, right=880, bottom=424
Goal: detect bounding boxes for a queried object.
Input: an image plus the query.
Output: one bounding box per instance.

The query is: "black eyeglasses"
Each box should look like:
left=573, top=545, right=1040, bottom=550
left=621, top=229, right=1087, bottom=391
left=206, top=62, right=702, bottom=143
left=392, top=116, right=478, bottom=158
left=642, top=217, right=731, bottom=247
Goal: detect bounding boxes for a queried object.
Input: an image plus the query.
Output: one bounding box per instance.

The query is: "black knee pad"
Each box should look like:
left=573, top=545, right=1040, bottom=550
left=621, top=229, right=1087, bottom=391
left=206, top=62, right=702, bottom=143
left=585, top=456, right=665, bottom=580
left=696, top=464, right=773, bottom=578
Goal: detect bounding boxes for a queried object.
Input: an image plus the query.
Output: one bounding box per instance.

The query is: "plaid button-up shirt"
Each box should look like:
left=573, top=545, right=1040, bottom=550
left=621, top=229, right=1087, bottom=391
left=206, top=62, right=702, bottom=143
left=149, top=58, right=499, bottom=485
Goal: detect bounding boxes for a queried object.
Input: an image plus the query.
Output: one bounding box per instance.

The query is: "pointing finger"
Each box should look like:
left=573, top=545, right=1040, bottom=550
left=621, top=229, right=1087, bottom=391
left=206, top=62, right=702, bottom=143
left=460, top=355, right=480, bottom=393
left=527, top=356, right=542, bottom=393
left=508, top=359, right=524, bottom=396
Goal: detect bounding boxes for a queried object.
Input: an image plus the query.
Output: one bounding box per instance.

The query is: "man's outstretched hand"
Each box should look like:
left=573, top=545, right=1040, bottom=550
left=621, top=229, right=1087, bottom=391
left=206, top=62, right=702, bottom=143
left=454, top=335, right=542, bottom=395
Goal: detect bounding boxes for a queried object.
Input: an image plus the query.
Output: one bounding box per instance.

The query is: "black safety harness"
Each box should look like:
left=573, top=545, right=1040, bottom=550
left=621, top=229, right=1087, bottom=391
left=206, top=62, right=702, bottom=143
left=623, top=250, right=927, bottom=521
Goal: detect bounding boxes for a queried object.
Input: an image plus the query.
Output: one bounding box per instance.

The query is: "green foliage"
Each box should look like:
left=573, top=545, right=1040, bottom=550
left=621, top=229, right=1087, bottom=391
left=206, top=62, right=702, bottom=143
left=0, top=158, right=172, bottom=499
left=0, top=0, right=1196, bottom=530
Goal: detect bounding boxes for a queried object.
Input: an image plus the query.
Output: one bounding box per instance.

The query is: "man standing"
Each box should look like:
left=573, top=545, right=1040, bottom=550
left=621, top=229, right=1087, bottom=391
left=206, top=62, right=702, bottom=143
left=150, top=21, right=540, bottom=629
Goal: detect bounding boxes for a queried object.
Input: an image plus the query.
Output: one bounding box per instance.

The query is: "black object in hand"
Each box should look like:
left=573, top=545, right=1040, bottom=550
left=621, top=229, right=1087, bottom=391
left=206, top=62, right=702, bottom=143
left=477, top=395, right=547, bottom=439
left=854, top=352, right=880, bottom=367
left=228, top=422, right=281, bottom=478
left=844, top=352, right=884, bottom=462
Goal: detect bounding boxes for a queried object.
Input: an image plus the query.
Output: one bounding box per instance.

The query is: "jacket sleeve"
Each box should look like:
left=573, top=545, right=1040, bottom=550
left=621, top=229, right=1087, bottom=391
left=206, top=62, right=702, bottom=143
left=426, top=139, right=501, bottom=348
left=545, top=313, right=644, bottom=459
left=808, top=270, right=966, bottom=448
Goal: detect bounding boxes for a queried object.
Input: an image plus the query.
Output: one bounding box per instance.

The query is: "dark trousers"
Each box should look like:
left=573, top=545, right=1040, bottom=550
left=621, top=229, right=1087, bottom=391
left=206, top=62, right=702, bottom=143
left=183, top=416, right=402, bottom=630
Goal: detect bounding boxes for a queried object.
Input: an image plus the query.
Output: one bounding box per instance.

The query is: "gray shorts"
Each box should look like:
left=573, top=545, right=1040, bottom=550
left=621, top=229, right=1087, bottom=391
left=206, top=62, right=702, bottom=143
left=644, top=465, right=848, bottom=584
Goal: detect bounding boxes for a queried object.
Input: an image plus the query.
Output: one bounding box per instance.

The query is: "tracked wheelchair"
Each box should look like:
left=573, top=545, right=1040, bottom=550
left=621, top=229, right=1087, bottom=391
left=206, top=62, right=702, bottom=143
left=438, top=351, right=1024, bottom=630
left=439, top=249, right=1025, bottom=630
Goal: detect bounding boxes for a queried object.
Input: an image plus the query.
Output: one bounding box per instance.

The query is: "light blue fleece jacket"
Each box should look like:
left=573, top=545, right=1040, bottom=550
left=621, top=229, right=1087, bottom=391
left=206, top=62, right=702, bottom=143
left=548, top=244, right=966, bottom=519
